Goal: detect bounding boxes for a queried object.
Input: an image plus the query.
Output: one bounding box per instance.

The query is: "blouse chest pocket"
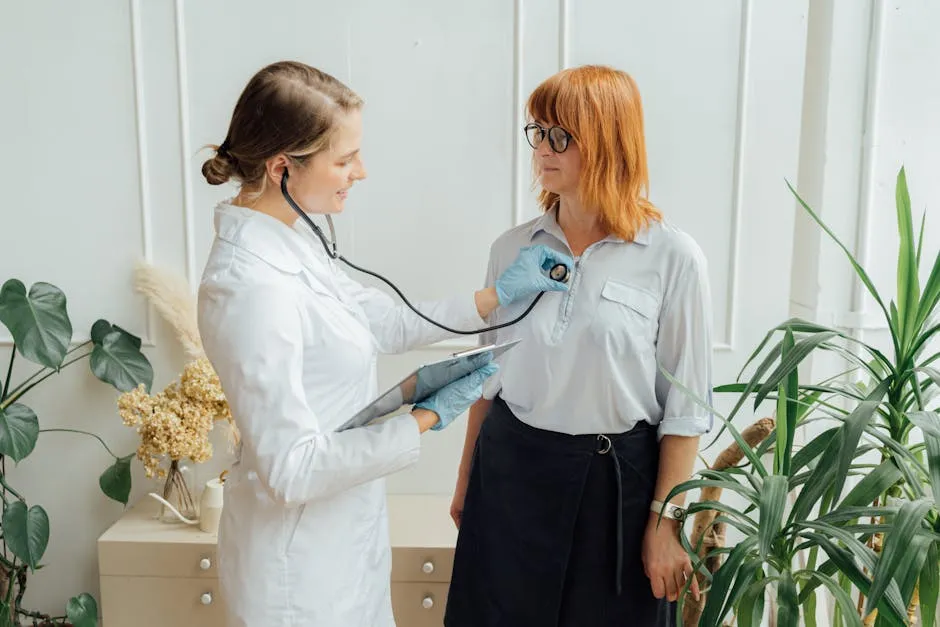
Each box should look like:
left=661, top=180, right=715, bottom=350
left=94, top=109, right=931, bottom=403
left=590, top=279, right=660, bottom=355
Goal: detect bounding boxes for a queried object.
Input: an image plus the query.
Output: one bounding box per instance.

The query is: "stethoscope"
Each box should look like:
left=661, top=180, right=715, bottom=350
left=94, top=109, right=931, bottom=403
left=280, top=171, right=570, bottom=335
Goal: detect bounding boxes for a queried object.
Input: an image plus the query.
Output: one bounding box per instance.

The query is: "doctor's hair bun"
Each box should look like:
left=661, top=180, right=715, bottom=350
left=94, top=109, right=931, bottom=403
left=202, top=145, right=236, bottom=186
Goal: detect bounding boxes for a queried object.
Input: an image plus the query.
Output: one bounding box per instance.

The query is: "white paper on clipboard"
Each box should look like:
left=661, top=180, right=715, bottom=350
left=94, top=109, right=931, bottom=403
left=336, top=338, right=521, bottom=432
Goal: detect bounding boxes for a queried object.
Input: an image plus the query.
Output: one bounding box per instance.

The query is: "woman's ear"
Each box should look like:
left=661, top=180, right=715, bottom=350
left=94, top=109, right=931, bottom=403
left=265, top=154, right=290, bottom=187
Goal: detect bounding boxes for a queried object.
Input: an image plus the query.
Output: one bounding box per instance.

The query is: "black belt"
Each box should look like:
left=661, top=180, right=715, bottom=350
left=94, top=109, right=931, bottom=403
left=595, top=433, right=624, bottom=595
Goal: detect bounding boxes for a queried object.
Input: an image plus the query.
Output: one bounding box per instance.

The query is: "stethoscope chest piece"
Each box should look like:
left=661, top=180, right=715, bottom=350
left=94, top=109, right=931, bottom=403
left=550, top=263, right=570, bottom=283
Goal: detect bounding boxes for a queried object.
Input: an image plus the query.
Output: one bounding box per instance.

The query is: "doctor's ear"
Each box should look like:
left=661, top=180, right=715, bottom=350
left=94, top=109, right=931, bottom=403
left=265, top=155, right=292, bottom=186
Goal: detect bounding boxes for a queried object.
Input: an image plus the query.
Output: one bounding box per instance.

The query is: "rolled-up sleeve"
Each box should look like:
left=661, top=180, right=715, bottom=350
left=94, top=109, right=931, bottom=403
left=654, top=249, right=714, bottom=440
left=199, top=286, right=421, bottom=507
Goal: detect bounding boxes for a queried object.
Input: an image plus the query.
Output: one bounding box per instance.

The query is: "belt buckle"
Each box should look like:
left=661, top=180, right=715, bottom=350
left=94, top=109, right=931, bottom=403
left=596, top=434, right=611, bottom=455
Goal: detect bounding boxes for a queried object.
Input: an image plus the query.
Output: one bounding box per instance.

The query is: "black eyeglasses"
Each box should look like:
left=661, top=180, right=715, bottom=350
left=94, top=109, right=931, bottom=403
left=523, top=123, right=572, bottom=153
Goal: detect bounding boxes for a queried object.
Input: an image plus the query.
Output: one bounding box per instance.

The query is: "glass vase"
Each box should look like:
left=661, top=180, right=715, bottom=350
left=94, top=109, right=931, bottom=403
left=157, top=459, right=197, bottom=524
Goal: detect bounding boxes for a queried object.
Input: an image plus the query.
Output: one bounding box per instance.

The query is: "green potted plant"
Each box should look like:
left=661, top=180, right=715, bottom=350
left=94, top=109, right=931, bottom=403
left=0, top=279, right=152, bottom=627
left=665, top=167, right=939, bottom=627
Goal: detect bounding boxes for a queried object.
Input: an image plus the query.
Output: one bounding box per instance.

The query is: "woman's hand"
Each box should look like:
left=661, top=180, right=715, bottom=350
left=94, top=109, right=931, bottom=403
left=450, top=472, right=469, bottom=528
left=641, top=514, right=700, bottom=603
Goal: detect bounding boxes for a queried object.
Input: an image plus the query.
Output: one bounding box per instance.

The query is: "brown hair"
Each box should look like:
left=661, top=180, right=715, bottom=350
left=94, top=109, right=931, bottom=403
left=526, top=65, right=661, bottom=241
left=201, top=61, right=363, bottom=195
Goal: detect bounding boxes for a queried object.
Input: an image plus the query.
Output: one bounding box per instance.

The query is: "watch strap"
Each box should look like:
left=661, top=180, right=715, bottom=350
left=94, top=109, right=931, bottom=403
left=650, top=499, right=686, bottom=521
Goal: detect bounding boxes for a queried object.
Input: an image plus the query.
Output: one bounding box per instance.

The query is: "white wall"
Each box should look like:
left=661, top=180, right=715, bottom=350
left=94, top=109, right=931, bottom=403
left=8, top=0, right=937, bottom=620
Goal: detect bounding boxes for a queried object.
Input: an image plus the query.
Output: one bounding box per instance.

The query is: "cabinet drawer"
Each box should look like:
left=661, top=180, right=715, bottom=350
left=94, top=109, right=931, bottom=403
left=100, top=576, right=226, bottom=627
left=391, top=547, right=453, bottom=583
left=99, top=541, right=218, bottom=578
left=391, top=582, right=448, bottom=627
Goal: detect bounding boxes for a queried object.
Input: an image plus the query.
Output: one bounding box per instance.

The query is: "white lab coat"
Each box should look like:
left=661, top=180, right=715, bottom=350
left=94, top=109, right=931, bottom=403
left=196, top=202, right=485, bottom=627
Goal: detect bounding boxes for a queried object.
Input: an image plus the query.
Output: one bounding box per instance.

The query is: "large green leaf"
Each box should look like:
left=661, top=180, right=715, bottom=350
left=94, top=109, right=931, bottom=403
left=895, top=167, right=920, bottom=353
left=90, top=330, right=153, bottom=393
left=803, top=588, right=818, bottom=627
left=863, top=424, right=931, bottom=480
left=800, top=532, right=907, bottom=626
left=819, top=506, right=900, bottom=526
left=700, top=536, right=758, bottom=627
left=833, top=379, right=892, bottom=503
left=66, top=592, right=98, bottom=627
left=866, top=498, right=935, bottom=616
left=908, top=412, right=940, bottom=505
left=908, top=411, right=940, bottom=439
left=912, top=323, right=940, bottom=362
left=796, top=569, right=863, bottom=627
left=774, top=330, right=800, bottom=475
left=792, top=428, right=839, bottom=474
left=755, top=332, right=838, bottom=410
left=2, top=501, right=49, bottom=571
left=684, top=501, right=760, bottom=535
left=721, top=557, right=763, bottom=624
left=0, top=280, right=72, bottom=369
left=921, top=419, right=940, bottom=509
left=916, top=209, right=926, bottom=268
left=921, top=542, right=939, bottom=627
left=787, top=181, right=895, bottom=351
left=736, top=575, right=773, bottom=627
left=791, top=431, right=844, bottom=523
left=916, top=245, right=940, bottom=334
left=0, top=403, right=39, bottom=462
left=918, top=366, right=940, bottom=392
left=759, top=476, right=788, bottom=559
left=776, top=573, right=801, bottom=627
left=710, top=333, right=785, bottom=449
left=896, top=535, right=932, bottom=606
left=99, top=454, right=134, bottom=505
left=90, top=319, right=141, bottom=350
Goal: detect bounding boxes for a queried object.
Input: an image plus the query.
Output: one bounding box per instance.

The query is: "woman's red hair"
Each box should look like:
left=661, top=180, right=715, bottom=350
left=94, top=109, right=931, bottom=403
left=527, top=65, right=661, bottom=241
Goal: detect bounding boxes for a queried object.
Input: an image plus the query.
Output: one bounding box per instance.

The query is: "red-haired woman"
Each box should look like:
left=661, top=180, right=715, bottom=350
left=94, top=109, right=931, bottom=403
left=445, top=65, right=714, bottom=627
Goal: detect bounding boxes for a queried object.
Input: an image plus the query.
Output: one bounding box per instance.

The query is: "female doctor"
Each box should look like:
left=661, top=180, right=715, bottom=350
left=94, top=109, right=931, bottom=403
left=196, top=60, right=571, bottom=627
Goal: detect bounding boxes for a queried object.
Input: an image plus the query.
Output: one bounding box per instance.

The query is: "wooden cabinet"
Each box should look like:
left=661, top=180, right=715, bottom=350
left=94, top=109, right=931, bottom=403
left=386, top=495, right=458, bottom=627
left=97, top=494, right=456, bottom=626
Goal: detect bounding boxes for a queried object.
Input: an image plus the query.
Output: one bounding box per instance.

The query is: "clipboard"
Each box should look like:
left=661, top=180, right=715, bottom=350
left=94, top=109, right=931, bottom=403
left=336, top=338, right=521, bottom=432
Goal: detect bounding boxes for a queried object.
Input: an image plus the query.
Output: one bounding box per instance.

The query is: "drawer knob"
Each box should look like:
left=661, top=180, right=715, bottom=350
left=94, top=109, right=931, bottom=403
left=200, top=558, right=212, bottom=570
left=421, top=561, right=435, bottom=574
left=422, top=596, right=434, bottom=610
left=201, top=593, right=213, bottom=606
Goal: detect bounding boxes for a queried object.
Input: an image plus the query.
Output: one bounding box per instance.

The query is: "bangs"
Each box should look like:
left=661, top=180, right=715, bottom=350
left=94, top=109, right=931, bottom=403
left=526, top=72, right=579, bottom=132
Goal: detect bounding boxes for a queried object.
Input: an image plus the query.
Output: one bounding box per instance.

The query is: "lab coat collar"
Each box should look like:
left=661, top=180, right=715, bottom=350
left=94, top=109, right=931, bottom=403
left=213, top=202, right=304, bottom=274
left=529, top=203, right=651, bottom=247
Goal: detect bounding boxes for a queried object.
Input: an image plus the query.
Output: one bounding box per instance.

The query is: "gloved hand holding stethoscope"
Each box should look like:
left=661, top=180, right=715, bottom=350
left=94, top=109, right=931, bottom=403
left=282, top=171, right=573, bottom=335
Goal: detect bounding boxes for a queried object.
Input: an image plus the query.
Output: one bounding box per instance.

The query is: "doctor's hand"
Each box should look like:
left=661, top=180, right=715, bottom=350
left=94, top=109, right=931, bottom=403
left=494, top=245, right=573, bottom=306
left=413, top=363, right=499, bottom=432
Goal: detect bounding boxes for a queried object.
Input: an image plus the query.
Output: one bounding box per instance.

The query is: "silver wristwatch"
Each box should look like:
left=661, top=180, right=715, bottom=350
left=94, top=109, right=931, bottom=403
left=650, top=499, right=686, bottom=521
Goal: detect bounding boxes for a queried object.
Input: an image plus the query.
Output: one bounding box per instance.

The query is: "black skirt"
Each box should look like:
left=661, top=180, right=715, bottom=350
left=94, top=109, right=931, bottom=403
left=444, top=396, right=676, bottom=627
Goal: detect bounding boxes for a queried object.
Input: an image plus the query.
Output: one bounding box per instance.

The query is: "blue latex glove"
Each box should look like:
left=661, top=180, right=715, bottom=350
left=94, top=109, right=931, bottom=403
left=413, top=352, right=493, bottom=403
left=415, top=362, right=499, bottom=431
left=494, top=244, right=574, bottom=306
